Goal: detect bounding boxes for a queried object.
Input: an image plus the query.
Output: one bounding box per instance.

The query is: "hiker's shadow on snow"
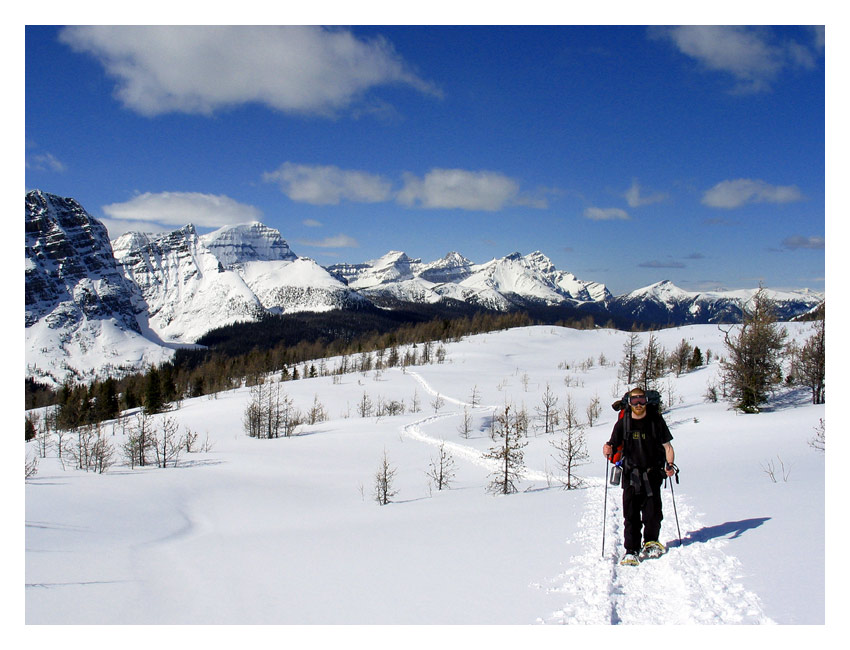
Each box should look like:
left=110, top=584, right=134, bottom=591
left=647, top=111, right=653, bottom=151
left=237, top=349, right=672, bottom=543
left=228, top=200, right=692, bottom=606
left=670, top=517, right=771, bottom=548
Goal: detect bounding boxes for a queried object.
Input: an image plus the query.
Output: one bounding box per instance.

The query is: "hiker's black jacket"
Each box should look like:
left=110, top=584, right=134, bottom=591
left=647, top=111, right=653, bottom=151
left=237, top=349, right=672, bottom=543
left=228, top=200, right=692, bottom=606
left=607, top=412, right=672, bottom=471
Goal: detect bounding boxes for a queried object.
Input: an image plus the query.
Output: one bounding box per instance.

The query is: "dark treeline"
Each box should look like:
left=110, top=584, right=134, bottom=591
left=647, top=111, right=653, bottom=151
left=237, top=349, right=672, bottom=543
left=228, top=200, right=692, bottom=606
left=28, top=304, right=611, bottom=423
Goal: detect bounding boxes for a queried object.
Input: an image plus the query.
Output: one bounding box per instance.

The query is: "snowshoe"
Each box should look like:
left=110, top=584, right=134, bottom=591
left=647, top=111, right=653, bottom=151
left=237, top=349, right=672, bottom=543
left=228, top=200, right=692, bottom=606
left=640, top=541, right=666, bottom=560
left=619, top=551, right=640, bottom=567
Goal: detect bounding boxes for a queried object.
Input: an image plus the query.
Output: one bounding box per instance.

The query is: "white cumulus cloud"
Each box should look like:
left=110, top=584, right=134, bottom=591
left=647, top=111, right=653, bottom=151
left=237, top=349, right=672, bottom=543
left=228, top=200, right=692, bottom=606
left=58, top=26, right=440, bottom=117
left=701, top=179, right=803, bottom=209
left=264, top=163, right=393, bottom=205
left=397, top=168, right=523, bottom=211
left=101, top=192, right=262, bottom=236
left=651, top=26, right=823, bottom=93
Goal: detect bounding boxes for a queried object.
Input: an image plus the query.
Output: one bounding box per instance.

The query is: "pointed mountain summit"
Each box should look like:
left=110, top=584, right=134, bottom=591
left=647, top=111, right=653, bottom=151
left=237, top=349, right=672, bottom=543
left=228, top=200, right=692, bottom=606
left=200, top=222, right=298, bottom=270
left=418, top=251, right=474, bottom=283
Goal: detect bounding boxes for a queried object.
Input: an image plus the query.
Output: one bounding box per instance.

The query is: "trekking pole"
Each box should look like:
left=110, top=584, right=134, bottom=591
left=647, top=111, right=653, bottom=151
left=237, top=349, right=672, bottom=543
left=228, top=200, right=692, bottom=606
left=602, top=454, right=611, bottom=557
left=666, top=463, right=682, bottom=546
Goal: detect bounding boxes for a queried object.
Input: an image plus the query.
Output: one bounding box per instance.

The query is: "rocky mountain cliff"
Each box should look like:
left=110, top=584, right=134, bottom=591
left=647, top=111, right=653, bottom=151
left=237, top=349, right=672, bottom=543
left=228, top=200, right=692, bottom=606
left=25, top=190, right=176, bottom=384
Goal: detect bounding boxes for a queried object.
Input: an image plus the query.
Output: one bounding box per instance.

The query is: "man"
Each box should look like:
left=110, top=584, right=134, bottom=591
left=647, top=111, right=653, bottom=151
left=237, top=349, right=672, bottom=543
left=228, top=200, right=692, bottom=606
left=602, top=387, right=676, bottom=566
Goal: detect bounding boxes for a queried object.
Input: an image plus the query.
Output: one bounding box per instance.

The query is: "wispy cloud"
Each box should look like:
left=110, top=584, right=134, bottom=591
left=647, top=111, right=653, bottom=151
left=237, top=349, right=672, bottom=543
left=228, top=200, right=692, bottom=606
left=264, top=163, right=392, bottom=205
left=702, top=178, right=803, bottom=209
left=583, top=207, right=630, bottom=221
left=299, top=234, right=359, bottom=249
left=624, top=179, right=667, bottom=208
left=101, top=191, right=262, bottom=237
left=25, top=151, right=66, bottom=173
left=639, top=259, right=686, bottom=269
left=651, top=26, right=823, bottom=93
left=782, top=235, right=825, bottom=250
left=58, top=26, right=441, bottom=118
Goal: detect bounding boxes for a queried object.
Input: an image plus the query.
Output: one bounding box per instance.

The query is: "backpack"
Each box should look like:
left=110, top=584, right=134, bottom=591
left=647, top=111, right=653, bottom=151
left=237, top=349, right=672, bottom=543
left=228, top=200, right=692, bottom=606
left=608, top=389, right=662, bottom=464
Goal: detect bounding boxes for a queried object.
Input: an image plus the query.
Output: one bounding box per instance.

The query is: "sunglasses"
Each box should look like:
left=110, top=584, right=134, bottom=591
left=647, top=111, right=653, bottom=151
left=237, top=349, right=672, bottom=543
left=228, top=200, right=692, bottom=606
left=629, top=396, right=648, bottom=406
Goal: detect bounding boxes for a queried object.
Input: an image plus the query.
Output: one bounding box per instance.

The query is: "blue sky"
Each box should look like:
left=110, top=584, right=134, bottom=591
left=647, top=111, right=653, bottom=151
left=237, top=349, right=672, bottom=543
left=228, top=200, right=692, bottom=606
left=24, top=23, right=826, bottom=295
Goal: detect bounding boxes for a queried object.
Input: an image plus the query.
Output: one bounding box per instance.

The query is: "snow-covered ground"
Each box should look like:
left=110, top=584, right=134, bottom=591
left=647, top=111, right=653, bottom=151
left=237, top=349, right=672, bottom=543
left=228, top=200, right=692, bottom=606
left=25, top=324, right=825, bottom=627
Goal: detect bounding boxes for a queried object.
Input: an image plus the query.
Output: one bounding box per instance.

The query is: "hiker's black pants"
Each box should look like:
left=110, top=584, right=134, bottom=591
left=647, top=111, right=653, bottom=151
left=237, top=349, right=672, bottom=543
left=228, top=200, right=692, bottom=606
left=622, top=470, right=664, bottom=552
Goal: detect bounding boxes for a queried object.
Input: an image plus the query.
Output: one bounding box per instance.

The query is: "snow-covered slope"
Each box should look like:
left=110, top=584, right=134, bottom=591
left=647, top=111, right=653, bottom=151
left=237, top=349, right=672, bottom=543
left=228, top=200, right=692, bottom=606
left=240, top=257, right=366, bottom=314
left=25, top=323, right=825, bottom=624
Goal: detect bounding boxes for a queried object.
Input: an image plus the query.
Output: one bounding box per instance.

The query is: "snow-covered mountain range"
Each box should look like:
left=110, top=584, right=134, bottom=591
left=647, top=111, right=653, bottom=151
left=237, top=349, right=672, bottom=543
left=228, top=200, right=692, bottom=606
left=326, top=249, right=610, bottom=310
left=25, top=190, right=824, bottom=385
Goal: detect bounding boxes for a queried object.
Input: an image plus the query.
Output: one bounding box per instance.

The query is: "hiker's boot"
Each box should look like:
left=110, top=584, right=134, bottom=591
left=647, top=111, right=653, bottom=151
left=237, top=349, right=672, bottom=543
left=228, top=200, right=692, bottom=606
left=619, top=551, right=640, bottom=566
left=641, top=541, right=666, bottom=559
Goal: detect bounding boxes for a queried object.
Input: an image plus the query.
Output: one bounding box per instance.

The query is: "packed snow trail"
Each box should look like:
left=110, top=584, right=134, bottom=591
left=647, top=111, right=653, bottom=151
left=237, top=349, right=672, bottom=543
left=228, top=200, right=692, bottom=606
left=403, top=370, right=553, bottom=481
left=543, top=475, right=774, bottom=624
left=403, top=368, right=774, bottom=624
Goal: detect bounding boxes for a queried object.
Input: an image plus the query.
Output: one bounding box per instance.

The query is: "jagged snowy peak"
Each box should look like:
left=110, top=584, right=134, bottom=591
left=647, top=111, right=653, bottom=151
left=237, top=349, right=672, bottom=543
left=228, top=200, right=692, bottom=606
left=199, top=222, right=297, bottom=270
left=26, top=190, right=139, bottom=330
left=418, top=251, right=474, bottom=283
left=25, top=190, right=174, bottom=385
left=457, top=251, right=608, bottom=306
left=114, top=223, right=266, bottom=342
left=115, top=221, right=365, bottom=339
left=328, top=249, right=610, bottom=308
left=520, top=251, right=611, bottom=302
left=624, top=280, right=693, bottom=305
left=329, top=251, right=423, bottom=291
left=458, top=252, right=565, bottom=305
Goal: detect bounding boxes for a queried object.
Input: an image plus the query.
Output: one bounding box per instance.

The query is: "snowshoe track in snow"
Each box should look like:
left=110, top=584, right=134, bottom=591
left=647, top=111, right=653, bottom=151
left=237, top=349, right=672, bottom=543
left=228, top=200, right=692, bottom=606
left=544, top=477, right=774, bottom=624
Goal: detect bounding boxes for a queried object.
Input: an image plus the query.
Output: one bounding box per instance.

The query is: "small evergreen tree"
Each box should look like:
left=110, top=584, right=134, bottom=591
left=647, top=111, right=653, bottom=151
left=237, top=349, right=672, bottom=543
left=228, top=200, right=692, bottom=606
left=721, top=286, right=787, bottom=412
left=95, top=378, right=120, bottom=422
left=796, top=318, right=825, bottom=404
left=144, top=366, right=165, bottom=414
left=688, top=346, right=704, bottom=371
